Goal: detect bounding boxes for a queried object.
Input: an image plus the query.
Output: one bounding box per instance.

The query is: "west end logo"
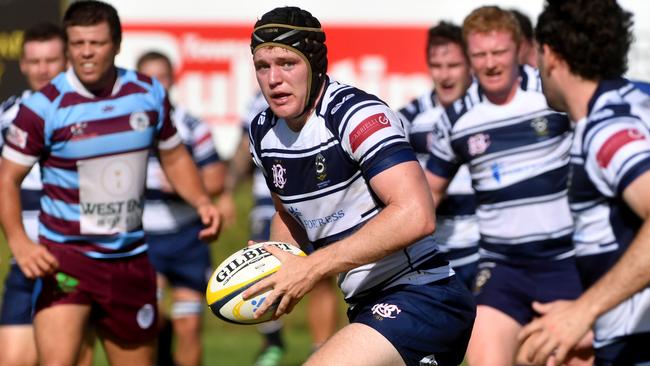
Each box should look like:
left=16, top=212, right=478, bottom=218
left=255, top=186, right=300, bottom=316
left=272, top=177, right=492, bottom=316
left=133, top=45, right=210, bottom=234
left=271, top=163, right=287, bottom=189
left=129, top=112, right=149, bottom=132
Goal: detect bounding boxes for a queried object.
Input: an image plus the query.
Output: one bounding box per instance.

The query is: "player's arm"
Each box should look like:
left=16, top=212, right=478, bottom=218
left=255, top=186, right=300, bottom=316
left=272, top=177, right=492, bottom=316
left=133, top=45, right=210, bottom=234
left=244, top=160, right=435, bottom=318
left=0, top=158, right=58, bottom=278
left=425, top=169, right=450, bottom=208
left=201, top=161, right=226, bottom=197
left=158, top=143, right=221, bottom=241
left=217, top=130, right=254, bottom=226
left=519, top=167, right=650, bottom=365
left=267, top=194, right=310, bottom=249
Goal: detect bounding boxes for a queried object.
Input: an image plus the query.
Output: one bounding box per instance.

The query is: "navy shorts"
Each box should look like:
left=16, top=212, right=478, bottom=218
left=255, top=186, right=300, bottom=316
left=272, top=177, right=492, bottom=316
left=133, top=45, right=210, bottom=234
left=349, top=276, right=476, bottom=366
left=594, top=332, right=650, bottom=365
left=147, top=220, right=212, bottom=292
left=450, top=261, right=477, bottom=291
left=0, top=262, right=35, bottom=325
left=473, top=257, right=583, bottom=325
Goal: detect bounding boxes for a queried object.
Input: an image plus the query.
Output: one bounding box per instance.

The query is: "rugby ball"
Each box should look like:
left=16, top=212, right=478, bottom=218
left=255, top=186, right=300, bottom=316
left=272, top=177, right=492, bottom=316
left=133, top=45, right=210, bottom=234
left=206, top=241, right=306, bottom=324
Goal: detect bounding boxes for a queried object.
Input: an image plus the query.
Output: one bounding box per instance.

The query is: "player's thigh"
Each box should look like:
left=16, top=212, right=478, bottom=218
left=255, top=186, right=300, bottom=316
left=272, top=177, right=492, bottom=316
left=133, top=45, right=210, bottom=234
left=0, top=325, right=37, bottom=366
left=101, top=334, right=156, bottom=366
left=33, top=304, right=92, bottom=366
left=466, top=305, right=521, bottom=366
left=305, top=323, right=404, bottom=366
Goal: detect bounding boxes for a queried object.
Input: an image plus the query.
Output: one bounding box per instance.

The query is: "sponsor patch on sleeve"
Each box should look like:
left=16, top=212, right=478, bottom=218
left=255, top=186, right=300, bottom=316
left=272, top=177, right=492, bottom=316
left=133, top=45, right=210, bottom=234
left=349, top=113, right=391, bottom=153
left=6, top=124, right=28, bottom=149
left=596, top=128, right=646, bottom=168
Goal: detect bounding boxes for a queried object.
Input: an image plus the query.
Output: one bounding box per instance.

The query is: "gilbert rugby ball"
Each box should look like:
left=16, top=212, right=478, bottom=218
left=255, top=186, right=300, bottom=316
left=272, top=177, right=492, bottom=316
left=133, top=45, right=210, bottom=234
left=206, top=241, right=306, bottom=324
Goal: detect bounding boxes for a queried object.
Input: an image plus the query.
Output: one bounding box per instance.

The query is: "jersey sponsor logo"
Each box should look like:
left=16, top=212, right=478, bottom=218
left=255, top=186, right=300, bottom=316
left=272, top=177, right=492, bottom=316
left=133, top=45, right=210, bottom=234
left=129, top=111, right=150, bottom=131
left=136, top=303, right=155, bottom=329
left=271, top=163, right=287, bottom=189
left=371, top=303, right=401, bottom=319
left=6, top=124, right=28, bottom=149
left=102, top=105, right=115, bottom=113
left=596, top=128, right=646, bottom=168
left=467, top=133, right=491, bottom=156
left=331, top=93, right=355, bottom=115
left=349, top=112, right=391, bottom=153
left=287, top=207, right=345, bottom=230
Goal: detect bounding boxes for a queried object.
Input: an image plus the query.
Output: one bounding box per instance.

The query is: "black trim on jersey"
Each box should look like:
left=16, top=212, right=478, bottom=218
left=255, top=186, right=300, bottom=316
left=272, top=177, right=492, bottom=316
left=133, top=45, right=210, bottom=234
left=261, top=136, right=338, bottom=155
left=277, top=171, right=365, bottom=204
left=339, top=100, right=386, bottom=137
left=360, top=206, right=378, bottom=218
left=586, top=78, right=629, bottom=115
left=438, top=194, right=477, bottom=216
left=426, top=154, right=459, bottom=179
left=480, top=234, right=574, bottom=261
left=617, top=156, right=650, bottom=196
left=311, top=220, right=367, bottom=249
left=474, top=166, right=568, bottom=205
left=361, top=144, right=415, bottom=181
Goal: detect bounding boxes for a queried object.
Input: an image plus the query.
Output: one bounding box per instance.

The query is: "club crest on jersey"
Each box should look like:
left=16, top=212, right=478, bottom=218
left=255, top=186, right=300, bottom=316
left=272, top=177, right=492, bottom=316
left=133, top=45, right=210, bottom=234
left=531, top=117, right=549, bottom=137
left=271, top=163, right=287, bottom=189
left=315, top=153, right=327, bottom=181
left=371, top=303, right=401, bottom=320
left=70, top=122, right=88, bottom=138
left=129, top=112, right=149, bottom=131
left=349, top=113, right=391, bottom=153
left=467, top=133, right=491, bottom=156
left=6, top=124, right=28, bottom=149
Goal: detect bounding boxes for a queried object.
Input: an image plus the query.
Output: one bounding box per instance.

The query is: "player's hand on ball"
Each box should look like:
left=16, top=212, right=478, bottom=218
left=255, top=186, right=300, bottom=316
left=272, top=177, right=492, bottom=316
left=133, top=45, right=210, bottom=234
left=242, top=244, right=318, bottom=320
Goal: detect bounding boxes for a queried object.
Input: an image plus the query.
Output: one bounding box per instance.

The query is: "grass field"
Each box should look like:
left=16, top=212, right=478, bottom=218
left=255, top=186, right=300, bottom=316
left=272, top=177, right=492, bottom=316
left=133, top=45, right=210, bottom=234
left=0, top=181, right=347, bottom=366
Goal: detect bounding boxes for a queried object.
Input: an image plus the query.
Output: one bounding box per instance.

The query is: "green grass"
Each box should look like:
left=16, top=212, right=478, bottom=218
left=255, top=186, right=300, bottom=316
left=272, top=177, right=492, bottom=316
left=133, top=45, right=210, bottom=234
left=0, top=181, right=344, bottom=365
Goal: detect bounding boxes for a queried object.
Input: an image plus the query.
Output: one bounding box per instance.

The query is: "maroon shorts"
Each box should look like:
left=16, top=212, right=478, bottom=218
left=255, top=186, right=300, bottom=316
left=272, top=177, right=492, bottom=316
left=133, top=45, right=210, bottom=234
left=35, top=244, right=159, bottom=343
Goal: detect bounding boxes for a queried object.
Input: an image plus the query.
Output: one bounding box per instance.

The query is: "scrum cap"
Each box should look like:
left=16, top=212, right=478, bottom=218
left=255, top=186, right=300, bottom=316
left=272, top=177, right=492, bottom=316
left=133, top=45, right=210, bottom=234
left=251, top=6, right=328, bottom=114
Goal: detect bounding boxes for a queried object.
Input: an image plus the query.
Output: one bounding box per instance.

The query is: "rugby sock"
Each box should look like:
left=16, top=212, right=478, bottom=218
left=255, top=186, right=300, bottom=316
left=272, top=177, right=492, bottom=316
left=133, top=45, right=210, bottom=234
left=156, top=317, right=175, bottom=366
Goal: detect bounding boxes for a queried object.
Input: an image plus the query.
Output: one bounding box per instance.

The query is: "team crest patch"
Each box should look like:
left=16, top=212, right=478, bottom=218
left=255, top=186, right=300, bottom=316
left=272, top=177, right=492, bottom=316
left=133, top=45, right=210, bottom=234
left=467, top=133, right=491, bottom=156
left=531, top=117, right=549, bottom=137
left=596, top=128, right=646, bottom=168
left=315, top=153, right=327, bottom=181
left=136, top=303, right=155, bottom=329
left=349, top=113, right=391, bottom=153
left=271, top=163, right=287, bottom=189
left=371, top=303, right=401, bottom=320
left=70, top=122, right=88, bottom=138
left=6, top=124, right=28, bottom=149
left=129, top=112, right=149, bottom=131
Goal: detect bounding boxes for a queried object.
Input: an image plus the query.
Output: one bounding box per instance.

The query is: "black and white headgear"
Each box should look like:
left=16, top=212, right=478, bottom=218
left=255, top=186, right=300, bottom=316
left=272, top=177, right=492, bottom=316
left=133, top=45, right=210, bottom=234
left=251, top=7, right=328, bottom=115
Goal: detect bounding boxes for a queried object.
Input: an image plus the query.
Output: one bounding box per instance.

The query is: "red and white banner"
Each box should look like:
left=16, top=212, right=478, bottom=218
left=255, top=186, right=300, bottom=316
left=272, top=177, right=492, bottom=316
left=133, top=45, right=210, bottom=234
left=120, top=23, right=432, bottom=127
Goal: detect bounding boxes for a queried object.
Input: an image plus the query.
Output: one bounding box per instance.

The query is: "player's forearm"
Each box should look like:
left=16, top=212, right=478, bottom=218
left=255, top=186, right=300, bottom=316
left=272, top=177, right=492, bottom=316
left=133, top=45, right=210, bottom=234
left=201, top=162, right=226, bottom=197
left=224, top=137, right=253, bottom=192
left=309, top=194, right=436, bottom=279
left=160, top=146, right=212, bottom=208
left=269, top=211, right=309, bottom=248
left=0, top=177, right=30, bottom=248
left=574, top=218, right=650, bottom=321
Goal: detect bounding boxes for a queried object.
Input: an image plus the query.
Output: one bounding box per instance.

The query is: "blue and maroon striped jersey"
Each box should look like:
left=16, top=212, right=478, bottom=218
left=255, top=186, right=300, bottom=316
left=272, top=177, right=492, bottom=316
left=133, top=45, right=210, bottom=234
left=2, top=67, right=181, bottom=259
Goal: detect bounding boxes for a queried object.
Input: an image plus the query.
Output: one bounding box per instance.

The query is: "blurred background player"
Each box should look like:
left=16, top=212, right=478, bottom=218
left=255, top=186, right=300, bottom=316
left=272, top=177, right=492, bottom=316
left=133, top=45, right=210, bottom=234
left=425, top=6, right=583, bottom=365
left=226, top=91, right=339, bottom=366
left=397, top=21, right=479, bottom=290
left=137, top=51, right=225, bottom=366
left=0, top=2, right=221, bottom=365
left=509, top=9, right=537, bottom=68
left=0, top=22, right=94, bottom=366
left=519, top=0, right=650, bottom=364
left=244, top=6, right=475, bottom=365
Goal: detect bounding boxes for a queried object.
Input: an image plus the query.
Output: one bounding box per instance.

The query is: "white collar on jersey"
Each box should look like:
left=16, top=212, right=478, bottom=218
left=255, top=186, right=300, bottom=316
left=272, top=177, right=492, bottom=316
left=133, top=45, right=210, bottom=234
left=65, top=67, right=123, bottom=99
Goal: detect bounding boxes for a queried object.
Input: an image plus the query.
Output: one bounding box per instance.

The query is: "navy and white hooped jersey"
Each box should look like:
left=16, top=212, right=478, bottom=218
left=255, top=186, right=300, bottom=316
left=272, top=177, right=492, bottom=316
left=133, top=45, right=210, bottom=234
left=570, top=78, right=650, bottom=347
left=2, top=68, right=180, bottom=259
left=249, top=77, right=452, bottom=302
left=143, top=106, right=220, bottom=233
left=398, top=87, right=480, bottom=263
left=427, top=65, right=574, bottom=262
left=243, top=92, right=275, bottom=222
left=1, top=90, right=42, bottom=241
